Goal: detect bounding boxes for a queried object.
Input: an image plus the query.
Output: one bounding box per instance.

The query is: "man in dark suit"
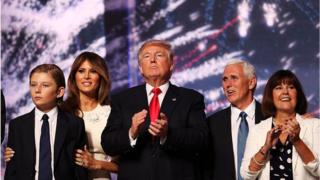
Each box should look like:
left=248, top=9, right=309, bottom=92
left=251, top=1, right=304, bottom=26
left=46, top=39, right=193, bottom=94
left=5, top=64, right=87, bottom=180
left=1, top=90, right=6, bottom=143
left=101, top=40, right=208, bottom=180
left=206, top=60, right=266, bottom=180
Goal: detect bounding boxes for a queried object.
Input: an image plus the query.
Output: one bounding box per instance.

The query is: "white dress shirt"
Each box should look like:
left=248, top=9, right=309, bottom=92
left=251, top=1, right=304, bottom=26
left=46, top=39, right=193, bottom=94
left=145, top=82, right=169, bottom=106
left=34, top=107, right=58, bottom=180
left=231, top=100, right=256, bottom=180
left=129, top=82, right=170, bottom=146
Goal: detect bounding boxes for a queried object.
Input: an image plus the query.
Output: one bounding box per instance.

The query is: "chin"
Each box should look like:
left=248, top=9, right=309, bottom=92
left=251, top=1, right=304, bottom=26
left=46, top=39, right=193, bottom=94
left=276, top=108, right=295, bottom=113
left=149, top=71, right=160, bottom=75
left=81, top=89, right=95, bottom=93
left=227, top=97, right=238, bottom=104
left=147, top=74, right=161, bottom=79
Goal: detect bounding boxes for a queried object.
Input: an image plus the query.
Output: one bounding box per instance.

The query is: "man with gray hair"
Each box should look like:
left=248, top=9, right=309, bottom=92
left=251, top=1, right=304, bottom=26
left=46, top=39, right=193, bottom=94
left=206, top=60, right=266, bottom=180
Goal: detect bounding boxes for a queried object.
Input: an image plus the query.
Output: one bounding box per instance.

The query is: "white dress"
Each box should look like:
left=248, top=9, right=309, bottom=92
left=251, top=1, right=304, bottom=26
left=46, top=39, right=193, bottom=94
left=83, top=104, right=113, bottom=180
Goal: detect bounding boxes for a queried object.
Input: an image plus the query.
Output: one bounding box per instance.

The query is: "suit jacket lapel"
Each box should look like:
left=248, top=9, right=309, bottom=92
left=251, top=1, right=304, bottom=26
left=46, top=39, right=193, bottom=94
left=225, top=107, right=236, bottom=177
left=54, top=109, right=68, bottom=168
left=24, top=110, right=36, bottom=168
left=136, top=84, right=151, bottom=133
left=160, top=83, right=178, bottom=118
left=136, top=84, right=149, bottom=111
left=292, top=115, right=308, bottom=172
left=255, top=101, right=264, bottom=124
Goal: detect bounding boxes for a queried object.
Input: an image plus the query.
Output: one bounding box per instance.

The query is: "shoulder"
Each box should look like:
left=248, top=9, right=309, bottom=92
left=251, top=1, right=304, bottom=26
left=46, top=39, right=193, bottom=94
left=255, top=100, right=262, bottom=107
left=100, top=104, right=111, bottom=112
left=169, top=84, right=204, bottom=105
left=207, top=107, right=229, bottom=121
left=206, top=107, right=230, bottom=129
left=111, top=84, right=145, bottom=100
left=59, top=109, right=83, bottom=124
left=9, top=110, right=34, bottom=126
left=171, top=84, right=203, bottom=98
left=251, top=117, right=273, bottom=132
left=296, top=114, right=320, bottom=129
left=97, top=104, right=111, bottom=117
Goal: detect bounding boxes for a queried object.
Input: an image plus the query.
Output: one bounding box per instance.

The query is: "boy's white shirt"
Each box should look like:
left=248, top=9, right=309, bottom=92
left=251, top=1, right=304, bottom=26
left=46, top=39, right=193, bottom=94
left=34, top=106, right=58, bottom=180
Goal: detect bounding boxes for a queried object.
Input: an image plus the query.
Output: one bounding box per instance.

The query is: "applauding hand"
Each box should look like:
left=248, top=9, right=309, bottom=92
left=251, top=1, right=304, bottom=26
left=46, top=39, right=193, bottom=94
left=148, top=112, right=168, bottom=138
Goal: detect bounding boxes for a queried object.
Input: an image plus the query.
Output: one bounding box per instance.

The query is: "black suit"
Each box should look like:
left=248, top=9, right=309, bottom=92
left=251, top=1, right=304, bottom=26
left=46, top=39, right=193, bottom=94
left=1, top=90, right=6, bottom=143
left=5, top=108, right=88, bottom=180
left=101, top=83, right=208, bottom=180
left=205, top=101, right=265, bottom=180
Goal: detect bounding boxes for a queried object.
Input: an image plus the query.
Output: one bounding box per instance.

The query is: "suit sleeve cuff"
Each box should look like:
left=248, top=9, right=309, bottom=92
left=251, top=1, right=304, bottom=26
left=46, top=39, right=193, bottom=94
left=303, top=157, right=320, bottom=177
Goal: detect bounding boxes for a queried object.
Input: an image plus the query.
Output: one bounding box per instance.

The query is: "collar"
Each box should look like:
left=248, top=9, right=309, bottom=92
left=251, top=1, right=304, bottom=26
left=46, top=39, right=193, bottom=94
left=231, top=99, right=256, bottom=121
left=146, top=82, right=170, bottom=95
left=35, top=106, right=58, bottom=122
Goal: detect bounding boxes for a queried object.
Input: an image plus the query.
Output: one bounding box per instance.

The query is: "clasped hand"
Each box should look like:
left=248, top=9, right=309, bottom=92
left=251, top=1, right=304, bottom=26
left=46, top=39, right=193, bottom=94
left=281, top=117, right=301, bottom=143
left=264, top=117, right=300, bottom=150
left=129, top=109, right=168, bottom=139
left=148, top=112, right=168, bottom=138
left=75, top=145, right=99, bottom=169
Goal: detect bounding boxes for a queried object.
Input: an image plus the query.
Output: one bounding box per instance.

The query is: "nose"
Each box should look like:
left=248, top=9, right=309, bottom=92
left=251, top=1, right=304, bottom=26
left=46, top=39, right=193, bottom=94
left=223, top=79, right=232, bottom=88
left=84, top=71, right=90, bottom=79
left=35, top=85, right=41, bottom=93
left=282, top=86, right=289, bottom=94
left=150, top=55, right=157, bottom=63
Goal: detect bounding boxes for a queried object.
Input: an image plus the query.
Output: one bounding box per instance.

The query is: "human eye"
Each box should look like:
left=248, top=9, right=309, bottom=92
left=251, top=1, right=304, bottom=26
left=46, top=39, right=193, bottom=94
left=288, top=85, right=296, bottom=89
left=42, top=83, right=50, bottom=88
left=77, top=68, right=85, bottom=73
left=156, top=52, right=164, bottom=58
left=231, top=75, right=238, bottom=80
left=90, top=69, right=97, bottom=74
left=274, top=85, right=282, bottom=90
left=143, top=53, right=150, bottom=59
left=222, top=77, right=228, bottom=82
left=30, top=82, right=37, bottom=87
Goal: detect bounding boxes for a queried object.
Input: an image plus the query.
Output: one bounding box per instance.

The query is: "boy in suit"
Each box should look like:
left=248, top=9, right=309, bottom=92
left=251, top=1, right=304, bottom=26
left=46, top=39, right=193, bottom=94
left=5, top=64, right=88, bottom=180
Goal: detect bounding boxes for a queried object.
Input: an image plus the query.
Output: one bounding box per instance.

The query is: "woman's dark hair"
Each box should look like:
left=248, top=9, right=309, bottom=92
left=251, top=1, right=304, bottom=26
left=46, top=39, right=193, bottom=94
left=262, top=69, right=307, bottom=117
left=63, top=51, right=111, bottom=117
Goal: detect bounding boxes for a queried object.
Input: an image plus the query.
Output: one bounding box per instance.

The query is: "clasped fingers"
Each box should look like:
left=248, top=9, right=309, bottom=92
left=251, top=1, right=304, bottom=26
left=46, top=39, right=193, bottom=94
left=131, top=109, right=148, bottom=126
left=283, top=119, right=300, bottom=142
left=148, top=117, right=168, bottom=138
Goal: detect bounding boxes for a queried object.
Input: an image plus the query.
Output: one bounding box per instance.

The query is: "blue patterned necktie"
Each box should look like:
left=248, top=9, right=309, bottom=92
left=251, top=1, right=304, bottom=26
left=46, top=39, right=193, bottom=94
left=39, top=114, right=52, bottom=180
left=237, top=111, right=248, bottom=180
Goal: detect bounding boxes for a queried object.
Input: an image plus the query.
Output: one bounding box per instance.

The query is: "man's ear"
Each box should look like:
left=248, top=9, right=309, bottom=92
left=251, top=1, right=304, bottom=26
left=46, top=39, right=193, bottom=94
left=56, top=87, right=65, bottom=98
left=169, top=63, right=174, bottom=71
left=249, top=76, right=257, bottom=90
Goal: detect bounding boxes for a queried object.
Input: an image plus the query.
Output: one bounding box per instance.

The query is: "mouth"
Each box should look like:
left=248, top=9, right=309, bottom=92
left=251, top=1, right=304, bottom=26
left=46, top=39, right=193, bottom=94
left=226, top=89, right=235, bottom=96
left=34, top=97, right=42, bottom=100
left=280, top=96, right=291, bottom=101
left=81, top=81, right=92, bottom=86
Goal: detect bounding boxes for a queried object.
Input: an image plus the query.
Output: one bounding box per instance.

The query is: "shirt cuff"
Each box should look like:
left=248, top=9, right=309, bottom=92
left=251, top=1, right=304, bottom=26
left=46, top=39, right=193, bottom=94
left=129, top=130, right=137, bottom=147
left=160, top=136, right=167, bottom=145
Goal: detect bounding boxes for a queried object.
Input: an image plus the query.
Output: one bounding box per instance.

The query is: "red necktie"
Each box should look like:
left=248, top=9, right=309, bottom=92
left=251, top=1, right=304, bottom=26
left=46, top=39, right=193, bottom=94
left=149, top=88, right=161, bottom=123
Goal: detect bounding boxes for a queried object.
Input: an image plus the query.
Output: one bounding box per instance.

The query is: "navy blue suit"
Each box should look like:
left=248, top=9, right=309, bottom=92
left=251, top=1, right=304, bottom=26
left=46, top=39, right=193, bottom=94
left=5, top=108, right=88, bottom=180
left=205, top=101, right=266, bottom=180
